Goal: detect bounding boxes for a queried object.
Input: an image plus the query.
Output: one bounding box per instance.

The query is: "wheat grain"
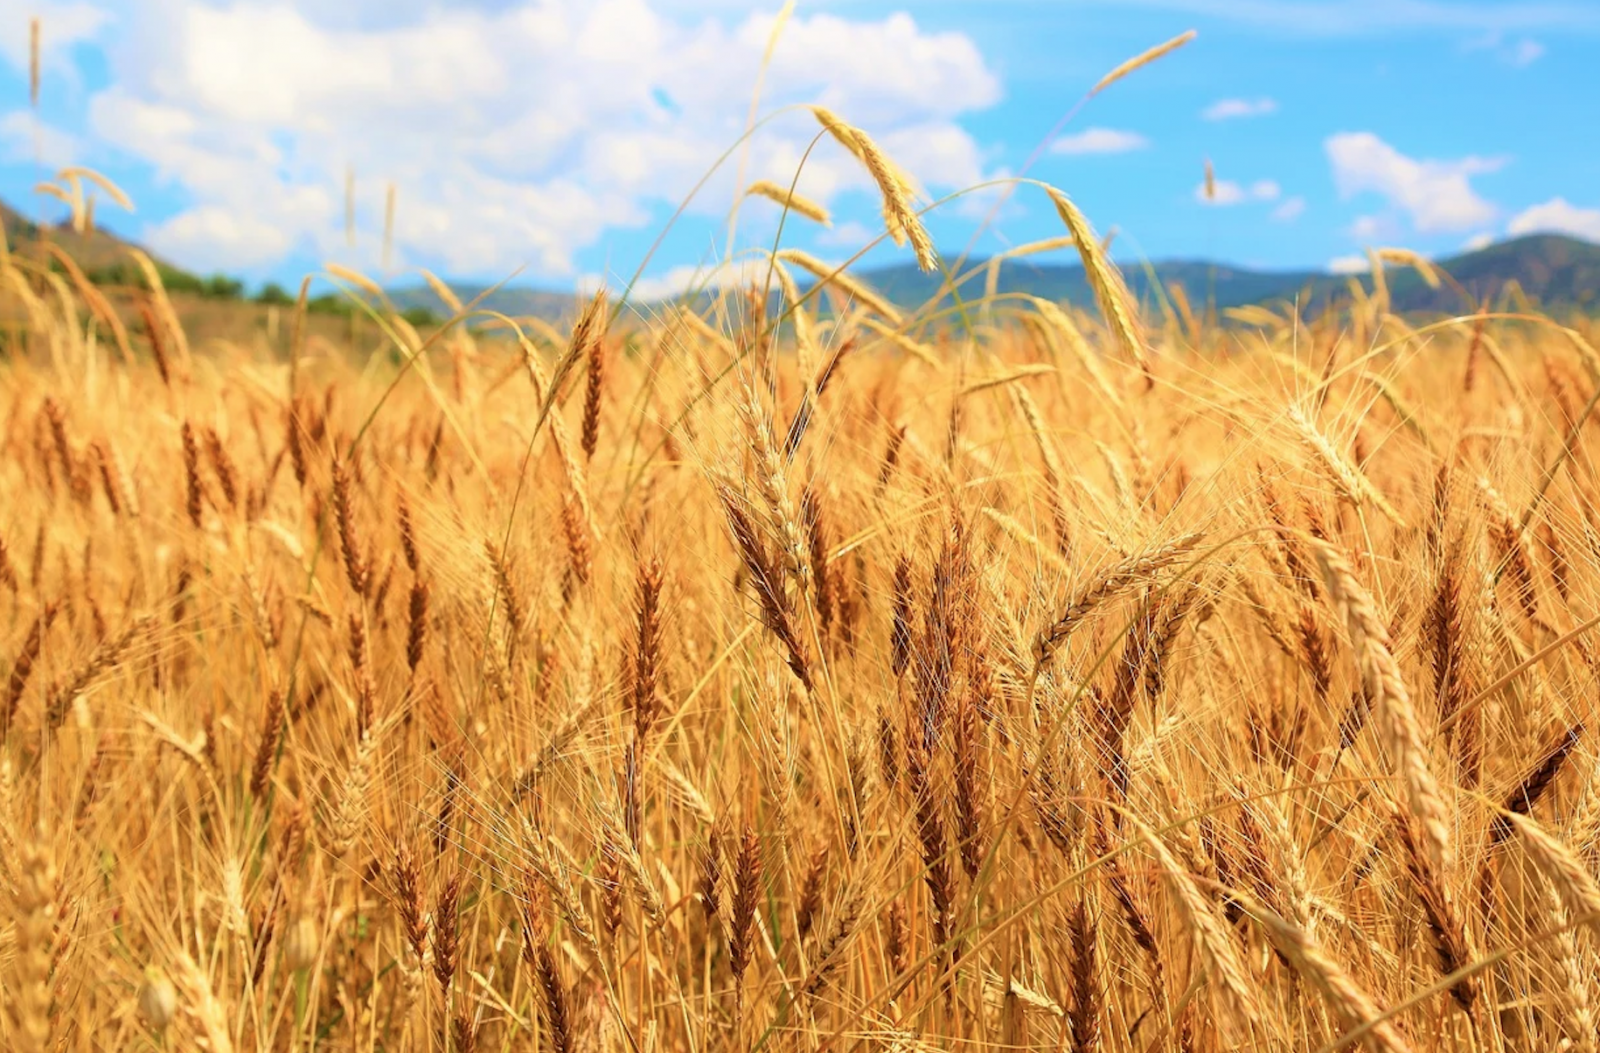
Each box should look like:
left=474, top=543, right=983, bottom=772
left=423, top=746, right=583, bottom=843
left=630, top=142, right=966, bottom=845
left=1092, top=29, right=1198, bottom=95
left=1315, top=539, right=1454, bottom=872
left=1047, top=188, right=1150, bottom=383
left=810, top=106, right=935, bottom=270
left=778, top=248, right=903, bottom=323
left=745, top=180, right=832, bottom=226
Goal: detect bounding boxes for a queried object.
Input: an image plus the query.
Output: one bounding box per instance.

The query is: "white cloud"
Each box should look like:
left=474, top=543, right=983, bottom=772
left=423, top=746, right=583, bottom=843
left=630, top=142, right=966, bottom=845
left=882, top=122, right=993, bottom=188
left=0, top=1, right=111, bottom=81
left=1271, top=195, right=1306, bottom=221
left=68, top=1, right=1003, bottom=278
left=1328, top=254, right=1370, bottom=274
left=1202, top=97, right=1277, bottom=121
left=1196, top=177, right=1281, bottom=206
left=1325, top=131, right=1505, bottom=233
left=1507, top=197, right=1600, bottom=241
left=0, top=109, right=80, bottom=166
left=815, top=219, right=877, bottom=248
left=1463, top=232, right=1495, bottom=250
left=1348, top=214, right=1389, bottom=239
left=1050, top=127, right=1149, bottom=155
left=588, top=257, right=773, bottom=303
left=145, top=205, right=296, bottom=271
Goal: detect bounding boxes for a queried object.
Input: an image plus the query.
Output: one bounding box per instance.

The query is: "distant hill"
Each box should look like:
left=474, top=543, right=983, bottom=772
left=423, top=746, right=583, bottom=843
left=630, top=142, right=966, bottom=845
left=1366, top=234, right=1600, bottom=312
left=844, top=257, right=1326, bottom=316
left=852, top=234, right=1600, bottom=317
left=0, top=198, right=156, bottom=273
left=387, top=282, right=587, bottom=323
left=388, top=234, right=1600, bottom=324
left=385, top=261, right=1327, bottom=322
left=0, top=198, right=250, bottom=298
left=4, top=195, right=1594, bottom=322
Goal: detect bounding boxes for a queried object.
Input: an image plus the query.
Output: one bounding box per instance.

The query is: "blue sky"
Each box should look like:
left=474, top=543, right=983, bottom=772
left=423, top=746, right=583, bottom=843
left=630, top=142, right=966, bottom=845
left=1, top=0, right=1597, bottom=295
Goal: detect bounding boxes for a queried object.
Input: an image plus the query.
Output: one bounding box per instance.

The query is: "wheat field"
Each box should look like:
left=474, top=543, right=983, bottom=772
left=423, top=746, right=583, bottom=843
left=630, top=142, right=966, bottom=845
left=6, top=97, right=1600, bottom=1053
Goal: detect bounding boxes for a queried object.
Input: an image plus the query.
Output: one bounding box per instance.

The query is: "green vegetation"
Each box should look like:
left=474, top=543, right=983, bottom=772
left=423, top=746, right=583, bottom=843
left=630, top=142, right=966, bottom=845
left=254, top=282, right=294, bottom=306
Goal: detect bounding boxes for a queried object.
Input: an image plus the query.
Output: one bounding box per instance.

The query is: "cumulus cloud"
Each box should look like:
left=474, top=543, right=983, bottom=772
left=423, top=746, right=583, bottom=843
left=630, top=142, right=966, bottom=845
left=1202, top=97, right=1277, bottom=121
left=0, top=0, right=111, bottom=81
left=55, top=1, right=1003, bottom=278
left=1507, top=197, right=1600, bottom=241
left=1348, top=214, right=1391, bottom=239
left=1196, top=177, right=1280, bottom=206
left=1050, top=127, right=1149, bottom=155
left=815, top=219, right=878, bottom=249
left=585, top=257, right=774, bottom=303
left=1463, top=232, right=1495, bottom=250
left=1325, top=131, right=1505, bottom=233
left=145, top=205, right=296, bottom=271
left=1328, top=254, right=1370, bottom=274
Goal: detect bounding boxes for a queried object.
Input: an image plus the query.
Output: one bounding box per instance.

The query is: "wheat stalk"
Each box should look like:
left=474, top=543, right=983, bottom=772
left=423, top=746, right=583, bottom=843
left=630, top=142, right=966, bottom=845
left=1314, top=539, right=1454, bottom=872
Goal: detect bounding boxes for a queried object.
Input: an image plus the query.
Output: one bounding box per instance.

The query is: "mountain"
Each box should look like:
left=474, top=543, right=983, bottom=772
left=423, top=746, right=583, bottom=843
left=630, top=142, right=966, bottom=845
left=1, top=198, right=148, bottom=273
left=384, top=260, right=1328, bottom=322
left=0, top=199, right=232, bottom=295
left=851, top=234, right=1600, bottom=317
left=848, top=256, right=1326, bottom=316
left=1370, top=234, right=1600, bottom=312
left=388, top=234, right=1600, bottom=324
left=4, top=195, right=1593, bottom=321
left=387, top=282, right=585, bottom=322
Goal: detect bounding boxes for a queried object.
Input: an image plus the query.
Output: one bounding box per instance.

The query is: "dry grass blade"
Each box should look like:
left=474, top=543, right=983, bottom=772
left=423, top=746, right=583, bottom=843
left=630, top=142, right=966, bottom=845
left=1092, top=30, right=1197, bottom=95
left=1509, top=813, right=1600, bottom=925
left=810, top=106, right=935, bottom=271
left=1136, top=821, right=1263, bottom=1042
left=1289, top=406, right=1404, bottom=527
left=745, top=180, right=832, bottom=226
left=421, top=269, right=465, bottom=314
left=1235, top=891, right=1414, bottom=1053
left=1314, top=539, right=1453, bottom=872
left=1033, top=530, right=1205, bottom=672
left=960, top=364, right=1057, bottom=397
left=778, top=248, right=903, bottom=323
left=1046, top=188, right=1150, bottom=383
left=859, top=316, right=937, bottom=366
left=42, top=242, right=134, bottom=365
left=1375, top=247, right=1442, bottom=290
left=57, top=167, right=135, bottom=212
left=324, top=262, right=387, bottom=300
